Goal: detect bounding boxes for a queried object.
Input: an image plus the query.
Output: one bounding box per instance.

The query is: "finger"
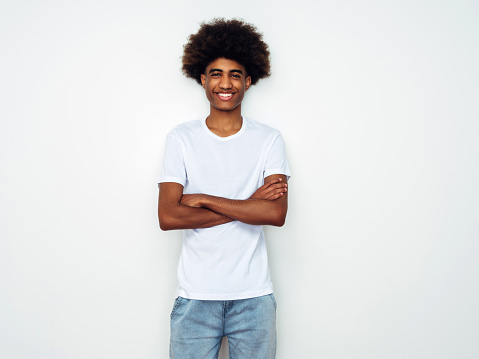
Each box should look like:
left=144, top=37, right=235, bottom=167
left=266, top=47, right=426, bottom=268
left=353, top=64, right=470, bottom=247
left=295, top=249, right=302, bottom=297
left=270, top=183, right=287, bottom=190
left=266, top=191, right=285, bottom=200
left=265, top=187, right=287, bottom=199
left=256, top=181, right=272, bottom=192
left=256, top=178, right=282, bottom=194
left=263, top=177, right=282, bottom=187
left=251, top=179, right=286, bottom=199
left=262, top=183, right=287, bottom=195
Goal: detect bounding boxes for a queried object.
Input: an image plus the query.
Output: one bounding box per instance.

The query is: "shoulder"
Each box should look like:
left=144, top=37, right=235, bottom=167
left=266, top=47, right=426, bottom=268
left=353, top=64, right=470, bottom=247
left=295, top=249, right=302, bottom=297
left=167, top=118, right=204, bottom=141
left=245, top=118, right=282, bottom=141
left=245, top=118, right=280, bottom=135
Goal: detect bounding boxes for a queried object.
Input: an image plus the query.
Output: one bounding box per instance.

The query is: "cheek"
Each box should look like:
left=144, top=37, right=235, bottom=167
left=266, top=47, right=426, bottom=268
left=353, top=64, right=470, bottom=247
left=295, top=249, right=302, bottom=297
left=204, top=88, right=215, bottom=103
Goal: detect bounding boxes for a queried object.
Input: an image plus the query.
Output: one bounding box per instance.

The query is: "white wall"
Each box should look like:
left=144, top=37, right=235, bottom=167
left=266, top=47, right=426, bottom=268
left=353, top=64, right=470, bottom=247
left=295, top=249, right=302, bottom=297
left=1, top=0, right=478, bottom=358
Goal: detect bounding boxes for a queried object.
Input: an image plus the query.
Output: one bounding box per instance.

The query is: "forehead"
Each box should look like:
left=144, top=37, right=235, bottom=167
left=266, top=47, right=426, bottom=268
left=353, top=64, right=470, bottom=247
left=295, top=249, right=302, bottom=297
left=205, top=58, right=246, bottom=73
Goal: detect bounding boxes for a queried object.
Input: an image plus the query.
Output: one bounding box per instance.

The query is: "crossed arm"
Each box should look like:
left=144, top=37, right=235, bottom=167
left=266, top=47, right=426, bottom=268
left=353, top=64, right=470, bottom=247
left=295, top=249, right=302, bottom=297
left=158, top=174, right=288, bottom=231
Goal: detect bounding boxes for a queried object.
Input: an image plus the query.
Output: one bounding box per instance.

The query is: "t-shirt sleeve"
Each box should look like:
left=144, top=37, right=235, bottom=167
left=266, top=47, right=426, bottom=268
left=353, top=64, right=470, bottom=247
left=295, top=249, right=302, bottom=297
left=158, top=131, right=187, bottom=186
left=264, top=132, right=291, bottom=180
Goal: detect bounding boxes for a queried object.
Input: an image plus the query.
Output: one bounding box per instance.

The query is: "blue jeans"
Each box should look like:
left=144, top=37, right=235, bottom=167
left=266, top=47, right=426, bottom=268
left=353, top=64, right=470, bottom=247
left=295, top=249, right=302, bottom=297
left=170, top=294, right=277, bottom=359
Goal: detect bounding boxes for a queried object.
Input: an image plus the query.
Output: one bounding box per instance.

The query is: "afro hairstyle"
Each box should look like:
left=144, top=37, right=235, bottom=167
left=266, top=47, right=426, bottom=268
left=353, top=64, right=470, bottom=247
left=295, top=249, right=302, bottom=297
left=182, top=18, right=271, bottom=86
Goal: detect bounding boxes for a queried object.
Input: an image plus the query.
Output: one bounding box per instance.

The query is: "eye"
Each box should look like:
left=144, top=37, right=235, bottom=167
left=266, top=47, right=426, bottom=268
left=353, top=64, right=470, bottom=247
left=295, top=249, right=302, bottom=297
left=231, top=74, right=241, bottom=79
left=211, top=72, right=221, bottom=77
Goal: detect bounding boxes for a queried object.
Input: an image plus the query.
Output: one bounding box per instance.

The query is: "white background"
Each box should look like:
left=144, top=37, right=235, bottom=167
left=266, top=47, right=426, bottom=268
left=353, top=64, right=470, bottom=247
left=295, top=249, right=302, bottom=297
left=1, top=0, right=478, bottom=358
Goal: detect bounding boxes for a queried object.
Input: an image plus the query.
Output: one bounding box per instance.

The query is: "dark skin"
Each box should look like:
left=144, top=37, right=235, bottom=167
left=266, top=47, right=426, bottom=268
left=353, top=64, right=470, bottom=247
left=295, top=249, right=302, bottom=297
left=158, top=58, right=288, bottom=230
left=200, top=58, right=250, bottom=137
left=158, top=176, right=288, bottom=230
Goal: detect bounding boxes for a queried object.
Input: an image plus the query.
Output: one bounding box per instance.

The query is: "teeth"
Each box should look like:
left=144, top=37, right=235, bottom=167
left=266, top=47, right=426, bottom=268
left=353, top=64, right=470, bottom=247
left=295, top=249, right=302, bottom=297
left=218, top=93, right=233, bottom=98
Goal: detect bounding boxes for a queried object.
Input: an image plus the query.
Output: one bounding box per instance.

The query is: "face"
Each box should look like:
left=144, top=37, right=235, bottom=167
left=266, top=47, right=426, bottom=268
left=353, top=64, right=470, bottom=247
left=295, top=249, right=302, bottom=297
left=201, top=58, right=252, bottom=113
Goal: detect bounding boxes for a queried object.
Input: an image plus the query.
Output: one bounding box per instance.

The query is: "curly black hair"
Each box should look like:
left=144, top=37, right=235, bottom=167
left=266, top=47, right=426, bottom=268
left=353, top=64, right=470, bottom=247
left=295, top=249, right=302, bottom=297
left=182, top=18, right=271, bottom=86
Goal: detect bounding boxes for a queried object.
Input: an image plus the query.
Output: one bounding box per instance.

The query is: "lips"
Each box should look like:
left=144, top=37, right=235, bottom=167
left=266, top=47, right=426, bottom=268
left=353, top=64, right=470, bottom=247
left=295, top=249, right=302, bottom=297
left=215, top=92, right=235, bottom=101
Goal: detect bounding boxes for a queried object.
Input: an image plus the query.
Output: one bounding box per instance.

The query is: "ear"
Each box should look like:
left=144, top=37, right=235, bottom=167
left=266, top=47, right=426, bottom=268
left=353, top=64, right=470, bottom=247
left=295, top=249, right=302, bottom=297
left=201, top=74, right=206, bottom=88
left=245, top=76, right=252, bottom=91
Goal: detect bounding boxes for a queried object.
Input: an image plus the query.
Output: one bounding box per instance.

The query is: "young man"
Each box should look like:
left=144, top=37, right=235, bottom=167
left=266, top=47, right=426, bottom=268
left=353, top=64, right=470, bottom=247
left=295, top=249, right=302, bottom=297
left=158, top=19, right=290, bottom=359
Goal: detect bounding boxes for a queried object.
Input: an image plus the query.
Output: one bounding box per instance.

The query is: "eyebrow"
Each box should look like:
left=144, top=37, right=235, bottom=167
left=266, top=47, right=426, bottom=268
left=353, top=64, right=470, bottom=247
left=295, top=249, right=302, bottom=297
left=208, top=68, right=244, bottom=75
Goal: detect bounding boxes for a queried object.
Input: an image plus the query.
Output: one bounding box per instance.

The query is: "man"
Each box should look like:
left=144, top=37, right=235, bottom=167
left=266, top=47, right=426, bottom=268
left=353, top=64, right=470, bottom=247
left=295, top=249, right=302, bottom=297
left=158, top=18, right=290, bottom=359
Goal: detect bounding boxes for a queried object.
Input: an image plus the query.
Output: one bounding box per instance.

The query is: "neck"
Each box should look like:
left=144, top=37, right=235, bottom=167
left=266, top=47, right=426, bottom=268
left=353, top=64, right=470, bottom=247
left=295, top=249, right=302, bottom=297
left=206, top=105, right=243, bottom=137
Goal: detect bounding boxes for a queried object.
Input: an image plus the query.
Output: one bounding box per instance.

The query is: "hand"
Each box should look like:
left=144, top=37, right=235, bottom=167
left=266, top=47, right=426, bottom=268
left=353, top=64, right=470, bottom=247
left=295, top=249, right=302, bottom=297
left=180, top=194, right=204, bottom=208
left=249, top=177, right=287, bottom=200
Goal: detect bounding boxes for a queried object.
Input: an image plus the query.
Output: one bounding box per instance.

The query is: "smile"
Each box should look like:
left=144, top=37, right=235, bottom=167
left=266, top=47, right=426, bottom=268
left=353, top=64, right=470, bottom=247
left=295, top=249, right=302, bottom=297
left=215, top=92, right=235, bottom=100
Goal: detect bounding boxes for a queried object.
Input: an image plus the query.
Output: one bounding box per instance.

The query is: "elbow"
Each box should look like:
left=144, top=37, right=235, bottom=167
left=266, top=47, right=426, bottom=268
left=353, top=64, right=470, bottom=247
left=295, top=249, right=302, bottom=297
left=272, top=216, right=286, bottom=227
left=159, top=222, right=172, bottom=231
left=270, top=208, right=287, bottom=227
left=158, top=217, right=169, bottom=231
left=158, top=211, right=175, bottom=231
left=159, top=220, right=174, bottom=231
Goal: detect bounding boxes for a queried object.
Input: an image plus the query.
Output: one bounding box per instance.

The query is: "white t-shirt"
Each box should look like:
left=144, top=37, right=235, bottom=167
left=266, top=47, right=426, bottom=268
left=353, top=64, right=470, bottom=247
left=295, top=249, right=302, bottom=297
left=159, top=117, right=291, bottom=300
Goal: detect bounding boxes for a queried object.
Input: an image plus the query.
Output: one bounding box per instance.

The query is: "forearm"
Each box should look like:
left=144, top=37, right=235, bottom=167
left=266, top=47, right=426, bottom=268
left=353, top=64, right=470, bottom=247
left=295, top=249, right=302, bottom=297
left=159, top=203, right=233, bottom=231
left=158, top=182, right=233, bottom=231
left=199, top=195, right=287, bottom=227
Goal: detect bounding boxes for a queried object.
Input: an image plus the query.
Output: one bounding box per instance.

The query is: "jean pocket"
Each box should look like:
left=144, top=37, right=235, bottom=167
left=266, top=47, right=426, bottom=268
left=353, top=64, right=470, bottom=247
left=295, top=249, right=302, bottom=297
left=270, top=294, right=277, bottom=309
left=170, top=296, right=183, bottom=318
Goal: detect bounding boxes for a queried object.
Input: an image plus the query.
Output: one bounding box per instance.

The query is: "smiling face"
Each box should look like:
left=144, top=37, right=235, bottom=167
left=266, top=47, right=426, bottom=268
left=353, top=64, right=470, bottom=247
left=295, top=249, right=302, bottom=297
left=201, top=58, right=252, bottom=114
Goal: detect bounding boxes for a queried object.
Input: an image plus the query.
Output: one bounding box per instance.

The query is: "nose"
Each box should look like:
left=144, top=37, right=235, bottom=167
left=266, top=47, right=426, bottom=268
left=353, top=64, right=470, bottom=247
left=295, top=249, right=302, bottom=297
left=219, top=74, right=232, bottom=89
